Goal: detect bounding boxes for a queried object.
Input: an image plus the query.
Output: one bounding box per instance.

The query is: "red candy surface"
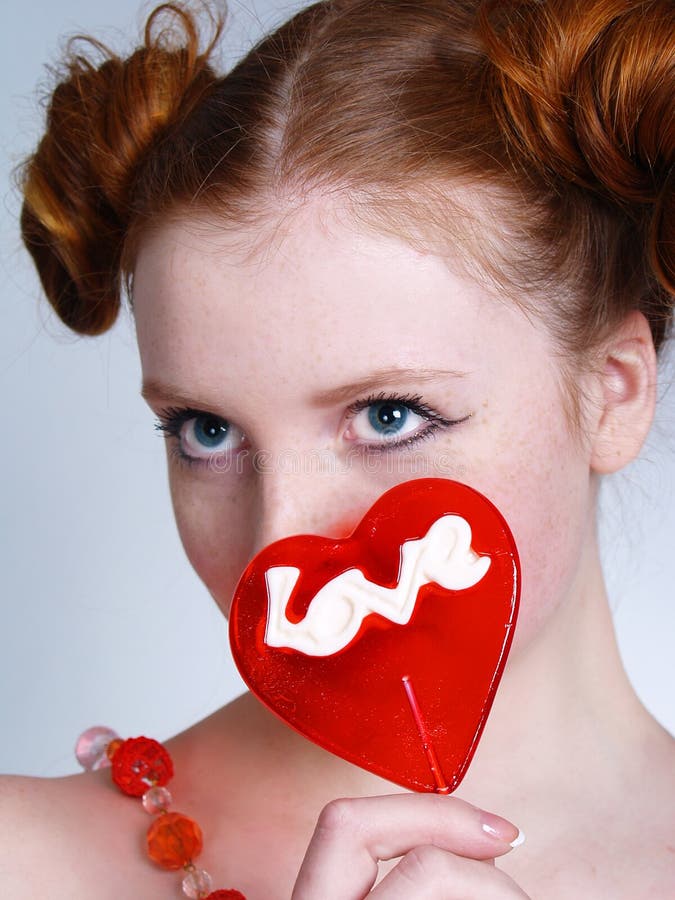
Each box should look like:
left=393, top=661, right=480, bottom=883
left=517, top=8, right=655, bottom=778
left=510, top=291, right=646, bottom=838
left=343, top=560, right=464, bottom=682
left=230, top=478, right=520, bottom=794
left=110, top=736, right=174, bottom=797
left=206, top=892, right=248, bottom=900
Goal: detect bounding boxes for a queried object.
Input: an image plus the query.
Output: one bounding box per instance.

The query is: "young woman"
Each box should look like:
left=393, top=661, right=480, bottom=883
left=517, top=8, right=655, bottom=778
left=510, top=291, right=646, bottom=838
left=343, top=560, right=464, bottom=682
left=3, top=0, right=674, bottom=897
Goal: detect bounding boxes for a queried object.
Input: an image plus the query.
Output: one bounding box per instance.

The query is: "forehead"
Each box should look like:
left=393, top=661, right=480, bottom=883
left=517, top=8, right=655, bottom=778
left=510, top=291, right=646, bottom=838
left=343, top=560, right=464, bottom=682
left=131, top=204, right=552, bottom=402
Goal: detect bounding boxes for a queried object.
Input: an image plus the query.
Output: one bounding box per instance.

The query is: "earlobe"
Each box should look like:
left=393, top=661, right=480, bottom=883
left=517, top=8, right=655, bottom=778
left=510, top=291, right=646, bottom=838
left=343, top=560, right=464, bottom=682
left=589, top=311, right=657, bottom=475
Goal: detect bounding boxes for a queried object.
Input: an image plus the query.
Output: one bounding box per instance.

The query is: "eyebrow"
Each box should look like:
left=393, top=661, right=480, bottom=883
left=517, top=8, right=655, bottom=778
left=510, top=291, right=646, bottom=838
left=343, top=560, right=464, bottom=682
left=141, top=367, right=468, bottom=410
left=310, top=367, right=468, bottom=405
left=141, top=378, right=215, bottom=410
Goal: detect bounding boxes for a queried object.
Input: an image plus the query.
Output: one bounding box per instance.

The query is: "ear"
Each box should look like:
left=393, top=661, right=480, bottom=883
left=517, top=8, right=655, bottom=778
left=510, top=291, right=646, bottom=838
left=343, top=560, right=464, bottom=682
left=589, top=310, right=657, bottom=474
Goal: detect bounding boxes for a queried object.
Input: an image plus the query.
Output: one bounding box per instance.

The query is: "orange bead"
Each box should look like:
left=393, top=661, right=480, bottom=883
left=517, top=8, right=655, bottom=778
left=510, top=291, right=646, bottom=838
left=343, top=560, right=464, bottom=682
left=146, top=812, right=203, bottom=870
left=106, top=738, right=124, bottom=760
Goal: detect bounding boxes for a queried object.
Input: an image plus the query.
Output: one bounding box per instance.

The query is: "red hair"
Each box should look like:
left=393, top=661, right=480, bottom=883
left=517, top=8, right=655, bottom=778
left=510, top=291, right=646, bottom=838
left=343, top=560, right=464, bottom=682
left=20, top=0, right=674, bottom=356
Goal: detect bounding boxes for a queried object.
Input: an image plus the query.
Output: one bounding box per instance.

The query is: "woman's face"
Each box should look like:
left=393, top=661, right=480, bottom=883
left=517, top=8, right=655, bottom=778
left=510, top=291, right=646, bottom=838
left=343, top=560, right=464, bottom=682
left=133, top=202, right=597, bottom=653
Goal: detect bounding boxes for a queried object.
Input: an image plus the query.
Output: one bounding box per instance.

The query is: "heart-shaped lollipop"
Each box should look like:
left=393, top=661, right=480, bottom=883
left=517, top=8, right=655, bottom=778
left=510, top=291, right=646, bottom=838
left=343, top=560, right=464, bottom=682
left=229, top=478, right=519, bottom=793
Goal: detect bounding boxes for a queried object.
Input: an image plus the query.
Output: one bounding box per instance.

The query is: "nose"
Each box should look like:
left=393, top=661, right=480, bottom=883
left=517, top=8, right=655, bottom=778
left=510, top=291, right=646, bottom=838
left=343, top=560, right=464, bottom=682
left=248, top=455, right=369, bottom=557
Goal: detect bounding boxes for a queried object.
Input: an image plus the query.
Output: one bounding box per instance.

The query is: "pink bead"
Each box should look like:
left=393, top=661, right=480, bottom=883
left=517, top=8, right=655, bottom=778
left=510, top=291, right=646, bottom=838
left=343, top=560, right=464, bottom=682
left=75, top=726, right=119, bottom=771
left=182, top=866, right=213, bottom=898
left=142, top=785, right=172, bottom=814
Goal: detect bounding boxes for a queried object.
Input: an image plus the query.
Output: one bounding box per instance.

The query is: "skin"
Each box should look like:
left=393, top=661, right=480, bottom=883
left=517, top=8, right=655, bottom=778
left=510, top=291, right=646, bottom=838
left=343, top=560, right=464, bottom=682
left=1, top=198, right=674, bottom=898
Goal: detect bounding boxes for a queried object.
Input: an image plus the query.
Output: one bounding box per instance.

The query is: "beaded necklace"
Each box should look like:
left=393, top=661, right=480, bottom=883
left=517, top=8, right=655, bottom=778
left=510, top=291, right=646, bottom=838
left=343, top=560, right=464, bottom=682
left=76, top=727, right=246, bottom=900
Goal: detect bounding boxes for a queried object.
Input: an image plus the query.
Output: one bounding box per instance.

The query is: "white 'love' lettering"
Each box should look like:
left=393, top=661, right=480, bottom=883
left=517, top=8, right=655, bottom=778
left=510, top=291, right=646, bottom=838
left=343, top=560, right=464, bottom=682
left=264, top=514, right=490, bottom=657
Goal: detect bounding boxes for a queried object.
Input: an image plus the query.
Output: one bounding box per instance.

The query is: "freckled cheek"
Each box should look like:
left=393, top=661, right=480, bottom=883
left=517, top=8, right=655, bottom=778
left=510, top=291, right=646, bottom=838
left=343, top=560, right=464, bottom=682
left=463, top=425, right=591, bottom=646
left=503, top=496, right=580, bottom=646
left=168, top=478, right=256, bottom=618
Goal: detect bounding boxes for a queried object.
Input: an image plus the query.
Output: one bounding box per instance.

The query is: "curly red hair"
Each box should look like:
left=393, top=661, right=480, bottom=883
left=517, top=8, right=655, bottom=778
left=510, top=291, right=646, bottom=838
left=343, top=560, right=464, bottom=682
left=20, top=0, right=674, bottom=354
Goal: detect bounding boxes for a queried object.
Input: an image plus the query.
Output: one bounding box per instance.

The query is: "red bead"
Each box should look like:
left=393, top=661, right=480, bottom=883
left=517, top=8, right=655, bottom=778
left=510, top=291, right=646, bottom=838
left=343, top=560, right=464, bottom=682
left=146, top=812, right=203, bottom=869
left=205, top=892, right=247, bottom=900
left=111, top=736, right=174, bottom=797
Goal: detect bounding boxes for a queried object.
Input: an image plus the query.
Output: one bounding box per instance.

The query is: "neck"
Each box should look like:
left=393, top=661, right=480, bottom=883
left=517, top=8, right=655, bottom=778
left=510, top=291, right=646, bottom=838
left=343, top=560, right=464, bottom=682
left=453, top=526, right=648, bottom=811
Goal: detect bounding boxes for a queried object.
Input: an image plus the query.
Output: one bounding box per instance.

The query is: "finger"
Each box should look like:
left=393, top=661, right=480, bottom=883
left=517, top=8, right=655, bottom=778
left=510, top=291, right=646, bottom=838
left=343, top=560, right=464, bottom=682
left=369, top=846, right=531, bottom=899
left=291, top=794, right=522, bottom=900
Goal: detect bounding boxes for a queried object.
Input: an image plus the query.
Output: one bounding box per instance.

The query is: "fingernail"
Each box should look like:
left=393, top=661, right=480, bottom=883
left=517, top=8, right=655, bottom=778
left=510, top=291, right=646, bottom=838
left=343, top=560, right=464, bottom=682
left=481, top=813, right=523, bottom=847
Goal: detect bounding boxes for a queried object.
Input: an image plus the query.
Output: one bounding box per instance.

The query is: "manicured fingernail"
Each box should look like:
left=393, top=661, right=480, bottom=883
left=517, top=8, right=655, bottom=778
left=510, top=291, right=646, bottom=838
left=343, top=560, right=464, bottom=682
left=481, top=813, right=522, bottom=847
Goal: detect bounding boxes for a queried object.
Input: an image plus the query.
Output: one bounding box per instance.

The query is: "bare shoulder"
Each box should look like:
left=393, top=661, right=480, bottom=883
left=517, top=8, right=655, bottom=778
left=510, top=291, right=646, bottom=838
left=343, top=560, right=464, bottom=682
left=0, top=771, right=89, bottom=854
left=501, top=722, right=675, bottom=899
left=0, top=772, right=92, bottom=894
left=632, top=726, right=675, bottom=889
left=587, top=724, right=675, bottom=897
left=0, top=771, right=168, bottom=898
left=587, top=723, right=675, bottom=897
left=0, top=703, right=302, bottom=899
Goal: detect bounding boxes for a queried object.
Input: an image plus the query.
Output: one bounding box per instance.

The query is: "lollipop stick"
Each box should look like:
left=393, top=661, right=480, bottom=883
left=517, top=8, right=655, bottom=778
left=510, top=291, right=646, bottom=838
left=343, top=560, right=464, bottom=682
left=402, top=675, right=450, bottom=794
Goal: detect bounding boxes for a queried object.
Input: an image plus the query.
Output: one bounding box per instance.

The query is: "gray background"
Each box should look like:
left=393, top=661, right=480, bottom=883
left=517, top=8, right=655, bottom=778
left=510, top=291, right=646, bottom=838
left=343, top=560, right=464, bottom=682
left=1, top=0, right=673, bottom=777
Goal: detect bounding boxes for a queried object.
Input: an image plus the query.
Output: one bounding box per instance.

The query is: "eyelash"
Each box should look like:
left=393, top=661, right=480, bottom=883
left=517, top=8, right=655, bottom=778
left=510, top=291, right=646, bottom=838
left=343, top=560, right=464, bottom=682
left=153, top=393, right=465, bottom=468
left=346, top=391, right=460, bottom=452
left=154, top=406, right=228, bottom=470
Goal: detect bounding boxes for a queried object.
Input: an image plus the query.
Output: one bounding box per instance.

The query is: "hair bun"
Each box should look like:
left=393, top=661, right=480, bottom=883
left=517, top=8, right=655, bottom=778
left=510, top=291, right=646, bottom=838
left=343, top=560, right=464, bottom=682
left=479, top=0, right=674, bottom=295
left=20, top=3, right=221, bottom=335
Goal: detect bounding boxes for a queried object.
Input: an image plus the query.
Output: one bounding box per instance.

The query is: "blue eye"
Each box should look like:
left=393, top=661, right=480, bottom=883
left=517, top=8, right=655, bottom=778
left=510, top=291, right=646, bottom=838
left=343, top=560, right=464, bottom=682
left=346, top=392, right=457, bottom=449
left=368, top=402, right=410, bottom=435
left=155, top=407, right=245, bottom=465
left=190, top=414, right=229, bottom=449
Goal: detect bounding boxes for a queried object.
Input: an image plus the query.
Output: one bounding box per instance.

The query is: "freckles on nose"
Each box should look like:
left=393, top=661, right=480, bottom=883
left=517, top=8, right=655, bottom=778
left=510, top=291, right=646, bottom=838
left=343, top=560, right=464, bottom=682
left=331, top=513, right=362, bottom=539
left=254, top=505, right=359, bottom=551
left=251, top=475, right=368, bottom=553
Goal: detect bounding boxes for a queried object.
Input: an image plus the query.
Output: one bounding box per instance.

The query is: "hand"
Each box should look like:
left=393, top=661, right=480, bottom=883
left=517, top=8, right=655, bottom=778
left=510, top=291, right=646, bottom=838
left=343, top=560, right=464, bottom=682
left=292, top=793, right=529, bottom=899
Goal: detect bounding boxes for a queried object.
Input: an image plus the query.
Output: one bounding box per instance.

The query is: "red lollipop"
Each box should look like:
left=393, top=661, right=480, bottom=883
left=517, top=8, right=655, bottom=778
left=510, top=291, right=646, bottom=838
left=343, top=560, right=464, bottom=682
left=229, top=478, right=519, bottom=794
